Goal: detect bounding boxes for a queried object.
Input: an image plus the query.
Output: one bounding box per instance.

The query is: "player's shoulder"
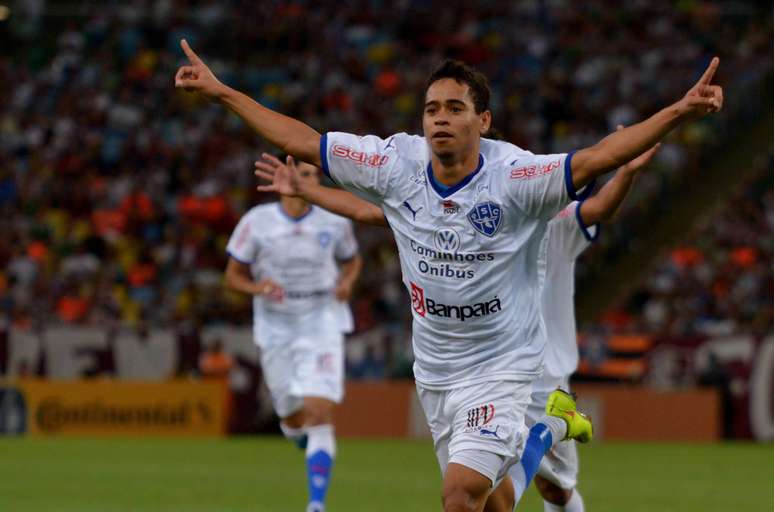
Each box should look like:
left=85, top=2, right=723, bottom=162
left=550, top=201, right=579, bottom=223
left=246, top=202, right=277, bottom=215
left=548, top=201, right=581, bottom=236
left=387, top=132, right=428, bottom=155
left=313, top=206, right=354, bottom=227
left=239, top=202, right=278, bottom=223
left=481, top=138, right=534, bottom=168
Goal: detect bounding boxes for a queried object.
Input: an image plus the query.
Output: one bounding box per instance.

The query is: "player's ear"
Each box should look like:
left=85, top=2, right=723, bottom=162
left=479, top=110, right=492, bottom=136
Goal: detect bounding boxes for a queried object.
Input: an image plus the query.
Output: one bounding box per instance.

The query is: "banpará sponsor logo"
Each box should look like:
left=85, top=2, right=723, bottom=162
left=409, top=282, right=502, bottom=322
left=509, top=158, right=561, bottom=180
left=331, top=144, right=389, bottom=168
left=35, top=398, right=213, bottom=433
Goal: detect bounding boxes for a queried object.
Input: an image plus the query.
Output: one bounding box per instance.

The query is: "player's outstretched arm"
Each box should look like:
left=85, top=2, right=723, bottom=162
left=255, top=154, right=388, bottom=226
left=579, top=126, right=661, bottom=225
left=174, top=40, right=321, bottom=166
left=571, top=57, right=722, bottom=189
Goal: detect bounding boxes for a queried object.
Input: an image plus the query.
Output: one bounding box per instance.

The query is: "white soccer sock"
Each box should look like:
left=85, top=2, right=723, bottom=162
left=305, top=424, right=337, bottom=457
left=544, top=489, right=585, bottom=512
left=279, top=421, right=306, bottom=444
left=538, top=415, right=567, bottom=446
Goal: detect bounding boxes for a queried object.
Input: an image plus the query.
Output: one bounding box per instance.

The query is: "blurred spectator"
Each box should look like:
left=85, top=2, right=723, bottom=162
left=0, top=1, right=771, bottom=381
left=199, top=338, right=233, bottom=380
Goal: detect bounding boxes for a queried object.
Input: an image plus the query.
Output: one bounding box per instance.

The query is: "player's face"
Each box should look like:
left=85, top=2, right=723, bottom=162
left=423, top=79, right=491, bottom=160
left=296, top=162, right=321, bottom=185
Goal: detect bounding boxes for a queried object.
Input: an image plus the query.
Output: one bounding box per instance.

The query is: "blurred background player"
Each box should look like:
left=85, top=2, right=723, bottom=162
left=254, top=128, right=660, bottom=512
left=175, top=42, right=722, bottom=512
left=224, top=161, right=362, bottom=512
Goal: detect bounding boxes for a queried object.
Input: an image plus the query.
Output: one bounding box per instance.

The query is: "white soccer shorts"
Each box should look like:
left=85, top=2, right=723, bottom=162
left=416, top=380, right=533, bottom=486
left=257, top=321, right=344, bottom=418
left=525, top=374, right=579, bottom=490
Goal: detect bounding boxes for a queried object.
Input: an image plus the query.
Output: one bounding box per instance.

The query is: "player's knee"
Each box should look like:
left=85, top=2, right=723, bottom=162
left=441, top=486, right=481, bottom=512
left=283, top=410, right=305, bottom=429
left=534, top=476, right=573, bottom=505
left=303, top=400, right=334, bottom=426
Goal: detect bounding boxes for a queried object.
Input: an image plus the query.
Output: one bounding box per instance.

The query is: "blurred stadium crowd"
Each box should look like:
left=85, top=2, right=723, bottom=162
left=0, top=1, right=771, bottom=380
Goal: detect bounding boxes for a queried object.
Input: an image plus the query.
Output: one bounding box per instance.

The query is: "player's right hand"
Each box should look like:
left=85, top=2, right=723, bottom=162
left=255, top=154, right=304, bottom=198
left=174, top=39, right=226, bottom=99
left=255, top=279, right=284, bottom=302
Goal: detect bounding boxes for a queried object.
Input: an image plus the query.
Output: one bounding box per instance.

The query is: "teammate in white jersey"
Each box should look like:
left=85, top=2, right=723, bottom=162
left=527, top=137, right=659, bottom=512
left=224, top=161, right=362, bottom=512
left=254, top=129, right=659, bottom=512
left=175, top=40, right=723, bottom=512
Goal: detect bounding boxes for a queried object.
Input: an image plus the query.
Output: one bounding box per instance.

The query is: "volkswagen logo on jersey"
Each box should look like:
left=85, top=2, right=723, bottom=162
left=318, top=231, right=332, bottom=248
left=467, top=202, right=502, bottom=237
left=433, top=228, right=460, bottom=252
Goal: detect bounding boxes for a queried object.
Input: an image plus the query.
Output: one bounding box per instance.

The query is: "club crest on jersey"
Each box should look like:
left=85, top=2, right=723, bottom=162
left=467, top=202, right=502, bottom=237
left=318, top=231, right=332, bottom=248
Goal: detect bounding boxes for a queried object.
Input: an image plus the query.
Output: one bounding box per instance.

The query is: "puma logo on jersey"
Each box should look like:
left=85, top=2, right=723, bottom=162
left=402, top=201, right=423, bottom=220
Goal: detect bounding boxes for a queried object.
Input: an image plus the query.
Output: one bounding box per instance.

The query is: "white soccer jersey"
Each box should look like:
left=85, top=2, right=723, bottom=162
left=537, top=202, right=598, bottom=381
left=321, top=132, right=590, bottom=389
left=226, top=202, right=358, bottom=344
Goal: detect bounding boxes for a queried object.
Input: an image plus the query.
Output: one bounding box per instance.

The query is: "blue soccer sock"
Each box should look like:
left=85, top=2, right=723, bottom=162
left=509, top=416, right=566, bottom=506
left=305, top=424, right=336, bottom=509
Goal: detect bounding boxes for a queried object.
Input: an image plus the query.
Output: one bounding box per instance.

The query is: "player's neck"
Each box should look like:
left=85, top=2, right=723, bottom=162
left=280, top=197, right=311, bottom=219
left=431, top=142, right=482, bottom=187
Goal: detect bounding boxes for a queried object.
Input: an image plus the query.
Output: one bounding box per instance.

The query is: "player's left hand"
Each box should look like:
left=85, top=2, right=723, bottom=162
left=677, top=56, right=723, bottom=119
left=617, top=125, right=660, bottom=175
left=174, top=39, right=226, bottom=99
left=334, top=280, right=354, bottom=302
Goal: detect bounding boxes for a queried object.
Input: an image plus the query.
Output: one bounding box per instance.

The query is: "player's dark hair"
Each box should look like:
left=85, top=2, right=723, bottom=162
left=483, top=127, right=504, bottom=140
left=425, top=59, right=491, bottom=114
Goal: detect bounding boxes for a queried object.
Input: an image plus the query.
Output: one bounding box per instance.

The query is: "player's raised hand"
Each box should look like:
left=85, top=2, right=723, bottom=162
left=677, top=57, right=723, bottom=119
left=174, top=39, right=226, bottom=99
left=255, top=154, right=304, bottom=197
left=616, top=125, right=660, bottom=175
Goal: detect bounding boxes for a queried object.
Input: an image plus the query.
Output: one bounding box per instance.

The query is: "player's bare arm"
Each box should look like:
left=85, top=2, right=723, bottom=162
left=255, top=154, right=387, bottom=227
left=174, top=40, right=321, bottom=166
left=571, top=57, right=722, bottom=189
left=224, top=258, right=283, bottom=300
left=579, top=126, right=661, bottom=225
left=335, top=255, right=363, bottom=302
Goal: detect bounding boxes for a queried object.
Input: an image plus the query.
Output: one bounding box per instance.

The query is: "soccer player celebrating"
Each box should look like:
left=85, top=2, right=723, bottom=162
left=175, top=40, right=722, bottom=512
left=253, top=129, right=659, bottom=512
left=224, top=160, right=362, bottom=512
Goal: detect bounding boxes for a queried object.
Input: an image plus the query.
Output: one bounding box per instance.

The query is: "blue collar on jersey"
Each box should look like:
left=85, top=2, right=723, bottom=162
left=277, top=203, right=314, bottom=223
left=427, top=154, right=485, bottom=198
